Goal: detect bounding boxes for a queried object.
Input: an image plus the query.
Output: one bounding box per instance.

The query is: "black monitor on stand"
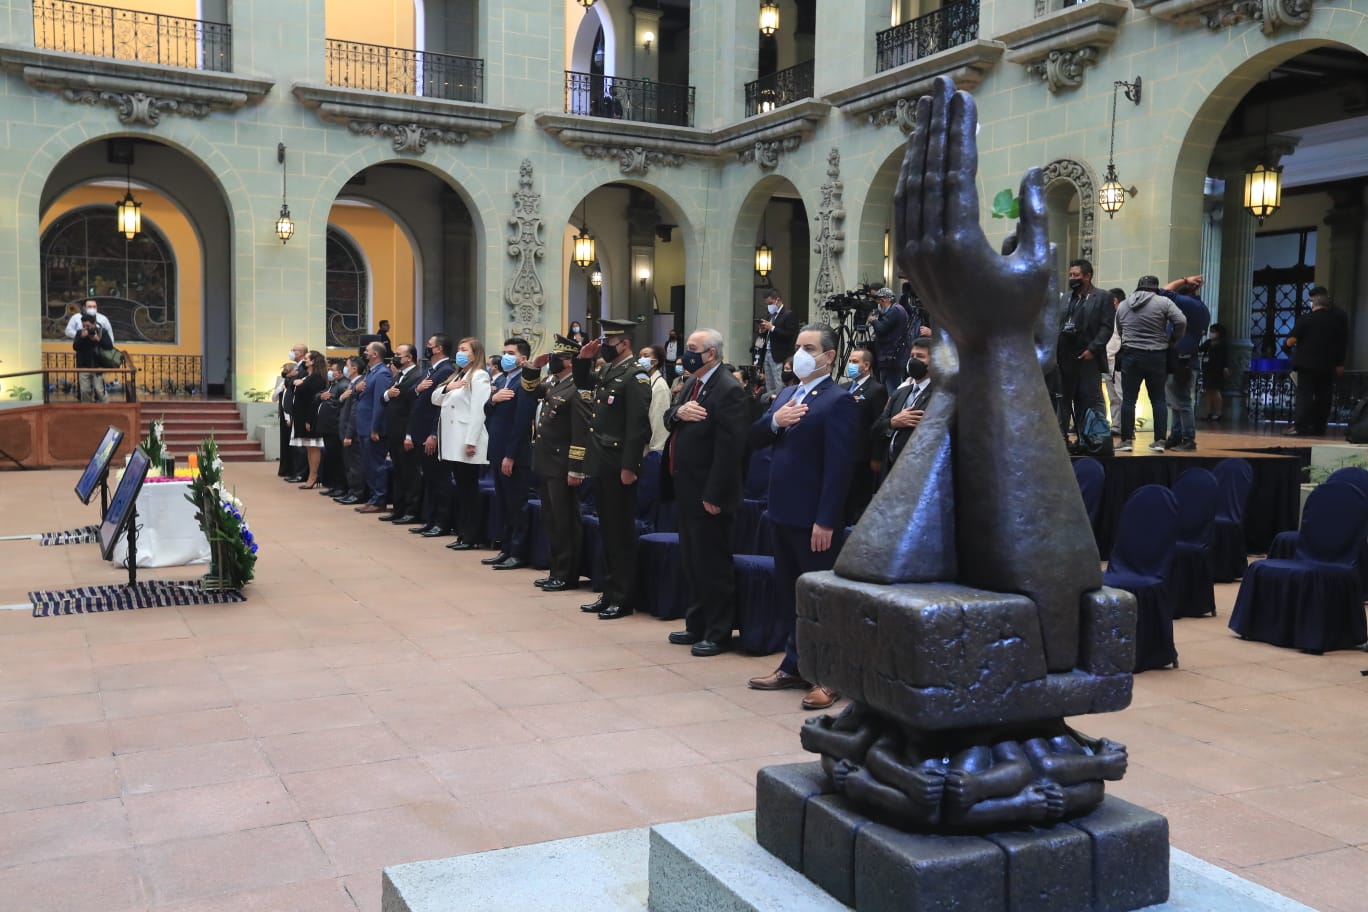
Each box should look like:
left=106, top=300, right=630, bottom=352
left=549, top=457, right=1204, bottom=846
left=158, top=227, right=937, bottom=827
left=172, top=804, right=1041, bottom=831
left=74, top=426, right=125, bottom=517
left=100, top=447, right=152, bottom=587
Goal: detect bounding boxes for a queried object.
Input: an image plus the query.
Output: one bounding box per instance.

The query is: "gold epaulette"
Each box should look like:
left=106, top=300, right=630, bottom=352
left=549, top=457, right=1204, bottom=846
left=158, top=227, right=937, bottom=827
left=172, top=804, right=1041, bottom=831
left=568, top=446, right=586, bottom=460
left=579, top=390, right=594, bottom=402
left=521, top=373, right=541, bottom=394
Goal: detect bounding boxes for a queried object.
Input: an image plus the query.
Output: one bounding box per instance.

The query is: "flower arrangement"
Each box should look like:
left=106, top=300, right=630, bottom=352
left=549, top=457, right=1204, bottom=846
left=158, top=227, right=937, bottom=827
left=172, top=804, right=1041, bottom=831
left=186, top=436, right=257, bottom=590
left=141, top=416, right=166, bottom=471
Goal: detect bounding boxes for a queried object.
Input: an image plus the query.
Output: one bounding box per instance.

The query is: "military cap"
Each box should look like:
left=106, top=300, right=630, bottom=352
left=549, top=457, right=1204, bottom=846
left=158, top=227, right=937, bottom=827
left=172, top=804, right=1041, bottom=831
left=552, top=333, right=580, bottom=355
left=599, top=318, right=638, bottom=336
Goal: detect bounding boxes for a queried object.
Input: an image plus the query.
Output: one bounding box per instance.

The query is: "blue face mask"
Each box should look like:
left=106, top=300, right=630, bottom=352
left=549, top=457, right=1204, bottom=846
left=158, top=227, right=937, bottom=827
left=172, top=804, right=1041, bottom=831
left=454, top=351, right=470, bottom=368
left=680, top=350, right=705, bottom=374
left=846, top=363, right=860, bottom=380
left=500, top=353, right=519, bottom=372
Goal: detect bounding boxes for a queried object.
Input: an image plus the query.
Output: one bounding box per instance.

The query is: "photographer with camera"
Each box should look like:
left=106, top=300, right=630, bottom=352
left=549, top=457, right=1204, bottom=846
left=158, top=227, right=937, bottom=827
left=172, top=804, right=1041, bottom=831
left=71, top=312, right=114, bottom=402
left=867, top=287, right=910, bottom=396
left=1055, top=259, right=1113, bottom=448
left=757, top=291, right=799, bottom=397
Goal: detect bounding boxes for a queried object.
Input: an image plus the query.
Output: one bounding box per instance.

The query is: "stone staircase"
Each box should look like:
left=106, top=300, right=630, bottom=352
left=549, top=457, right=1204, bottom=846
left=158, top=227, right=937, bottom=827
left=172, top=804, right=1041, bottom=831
left=139, top=401, right=264, bottom=462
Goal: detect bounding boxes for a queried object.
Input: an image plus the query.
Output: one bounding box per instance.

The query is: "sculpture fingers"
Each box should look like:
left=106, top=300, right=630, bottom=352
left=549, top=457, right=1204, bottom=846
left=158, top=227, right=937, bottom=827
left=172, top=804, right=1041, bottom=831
left=1014, top=168, right=1049, bottom=272
left=896, top=94, right=934, bottom=264
left=921, top=79, right=952, bottom=247
left=944, top=85, right=983, bottom=243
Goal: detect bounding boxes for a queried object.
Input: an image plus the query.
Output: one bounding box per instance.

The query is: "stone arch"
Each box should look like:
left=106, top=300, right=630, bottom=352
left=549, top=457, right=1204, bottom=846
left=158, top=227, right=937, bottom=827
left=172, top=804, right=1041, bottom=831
left=730, top=173, right=818, bottom=335
left=1041, top=158, right=1097, bottom=265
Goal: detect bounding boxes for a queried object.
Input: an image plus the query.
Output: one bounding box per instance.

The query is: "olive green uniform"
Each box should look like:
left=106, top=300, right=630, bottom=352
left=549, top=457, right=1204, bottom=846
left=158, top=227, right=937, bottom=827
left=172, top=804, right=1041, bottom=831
left=525, top=370, right=591, bottom=583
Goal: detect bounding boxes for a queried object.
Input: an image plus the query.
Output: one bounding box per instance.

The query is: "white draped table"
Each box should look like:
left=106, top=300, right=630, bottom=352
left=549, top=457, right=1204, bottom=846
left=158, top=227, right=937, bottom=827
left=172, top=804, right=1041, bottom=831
left=107, top=478, right=211, bottom=569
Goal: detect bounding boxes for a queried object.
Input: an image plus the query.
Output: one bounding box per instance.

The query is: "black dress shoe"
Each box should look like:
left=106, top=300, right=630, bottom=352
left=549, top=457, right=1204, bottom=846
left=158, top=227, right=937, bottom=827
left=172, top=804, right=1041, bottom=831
left=480, top=552, right=510, bottom=566
left=491, top=557, right=526, bottom=571
left=392, top=515, right=423, bottom=525
left=378, top=513, right=396, bottom=522
left=580, top=596, right=607, bottom=613
left=691, top=639, right=731, bottom=657
left=533, top=577, right=553, bottom=587
left=320, top=488, right=340, bottom=497
left=421, top=527, right=451, bottom=538
left=409, top=524, right=435, bottom=535
left=336, top=495, right=361, bottom=505
left=541, top=579, right=578, bottom=592
left=668, top=630, right=701, bottom=646
left=448, top=540, right=476, bottom=551
left=597, top=605, right=633, bottom=621
left=285, top=475, right=305, bottom=484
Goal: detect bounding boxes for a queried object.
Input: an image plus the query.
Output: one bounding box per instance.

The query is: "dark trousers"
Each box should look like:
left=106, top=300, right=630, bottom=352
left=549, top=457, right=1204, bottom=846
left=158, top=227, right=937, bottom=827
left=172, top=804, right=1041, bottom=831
left=495, top=462, right=532, bottom=557
left=1294, top=368, right=1336, bottom=435
left=321, top=434, right=344, bottom=488
left=362, top=437, right=389, bottom=505
left=679, top=495, right=737, bottom=643
left=277, top=413, right=296, bottom=476
left=1120, top=348, right=1169, bottom=443
left=421, top=450, right=452, bottom=525
left=342, top=437, right=365, bottom=497
left=388, top=437, right=423, bottom=516
left=773, top=521, right=845, bottom=677
left=1057, top=352, right=1105, bottom=438
left=540, top=475, right=583, bottom=582
left=878, top=358, right=905, bottom=398
left=595, top=471, right=639, bottom=608
left=845, top=462, right=875, bottom=525
left=450, top=461, right=483, bottom=543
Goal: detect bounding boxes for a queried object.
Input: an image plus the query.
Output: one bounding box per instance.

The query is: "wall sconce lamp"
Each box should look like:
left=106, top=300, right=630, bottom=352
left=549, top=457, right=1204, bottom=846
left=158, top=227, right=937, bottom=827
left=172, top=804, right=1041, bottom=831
left=572, top=200, right=596, bottom=269
left=589, top=264, right=603, bottom=288
left=759, top=1, right=780, bottom=36
left=115, top=162, right=141, bottom=241
left=1244, top=76, right=1283, bottom=225
left=275, top=142, right=295, bottom=243
left=637, top=265, right=652, bottom=288
left=642, top=31, right=654, bottom=54
left=1099, top=77, right=1141, bottom=218
left=882, top=229, right=892, bottom=287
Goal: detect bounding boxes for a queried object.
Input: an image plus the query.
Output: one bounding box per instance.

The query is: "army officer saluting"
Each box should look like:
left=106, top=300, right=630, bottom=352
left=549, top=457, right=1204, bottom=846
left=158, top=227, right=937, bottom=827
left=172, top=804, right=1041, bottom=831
left=573, top=318, right=652, bottom=620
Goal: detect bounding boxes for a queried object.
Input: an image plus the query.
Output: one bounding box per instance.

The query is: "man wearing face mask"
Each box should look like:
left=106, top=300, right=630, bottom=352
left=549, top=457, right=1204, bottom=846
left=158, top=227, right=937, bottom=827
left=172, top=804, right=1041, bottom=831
left=841, top=347, right=887, bottom=523
left=757, top=291, right=800, bottom=397
left=64, top=298, right=115, bottom=343
left=1055, top=259, right=1113, bottom=446
left=573, top=319, right=653, bottom=620
left=335, top=356, right=368, bottom=505
left=280, top=343, right=309, bottom=482
left=382, top=345, right=424, bottom=524
left=746, top=324, right=857, bottom=710
left=406, top=333, right=456, bottom=528
left=867, top=287, right=910, bottom=395
left=872, top=338, right=934, bottom=483
left=664, top=329, right=751, bottom=655
left=482, top=338, right=537, bottom=568
left=315, top=359, right=350, bottom=495
left=525, top=335, right=591, bottom=592
left=354, top=341, right=394, bottom=513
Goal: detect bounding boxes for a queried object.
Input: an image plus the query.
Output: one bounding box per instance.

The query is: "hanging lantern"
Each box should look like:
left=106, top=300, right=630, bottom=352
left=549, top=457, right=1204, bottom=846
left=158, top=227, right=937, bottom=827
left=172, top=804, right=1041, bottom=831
left=754, top=242, right=773, bottom=278
left=573, top=230, right=596, bottom=269
left=1243, top=162, right=1283, bottom=225
left=589, top=265, right=603, bottom=288
left=275, top=203, right=295, bottom=243
left=116, top=189, right=141, bottom=240
left=759, top=1, right=780, bottom=36
left=577, top=0, right=596, bottom=7
left=1098, top=164, right=1126, bottom=217
left=883, top=229, right=891, bottom=286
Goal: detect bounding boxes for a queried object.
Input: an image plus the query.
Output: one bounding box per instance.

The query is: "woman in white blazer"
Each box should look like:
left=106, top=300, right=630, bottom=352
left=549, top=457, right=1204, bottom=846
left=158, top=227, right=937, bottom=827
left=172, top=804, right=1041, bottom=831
left=433, top=336, right=491, bottom=548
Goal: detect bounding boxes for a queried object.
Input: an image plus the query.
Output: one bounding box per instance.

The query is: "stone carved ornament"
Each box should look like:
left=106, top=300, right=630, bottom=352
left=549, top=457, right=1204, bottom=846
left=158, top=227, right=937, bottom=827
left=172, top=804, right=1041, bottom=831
left=867, top=95, right=921, bottom=134
left=345, top=121, right=468, bottom=155
left=739, top=136, right=802, bottom=170
left=60, top=88, right=209, bottom=126
left=582, top=144, right=685, bottom=176
left=1041, top=158, right=1097, bottom=263
left=812, top=148, right=847, bottom=302
left=505, top=160, right=545, bottom=352
left=1201, top=0, right=1313, bottom=32
left=1026, top=47, right=1099, bottom=93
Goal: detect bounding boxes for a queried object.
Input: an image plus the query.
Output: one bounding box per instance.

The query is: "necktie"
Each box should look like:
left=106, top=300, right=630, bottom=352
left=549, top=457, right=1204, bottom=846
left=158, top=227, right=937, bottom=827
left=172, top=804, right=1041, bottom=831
left=669, top=379, right=702, bottom=474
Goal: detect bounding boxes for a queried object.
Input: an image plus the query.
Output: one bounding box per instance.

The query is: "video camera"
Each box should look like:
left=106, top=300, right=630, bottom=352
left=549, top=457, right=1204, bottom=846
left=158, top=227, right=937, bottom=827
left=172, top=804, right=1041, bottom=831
left=824, top=284, right=879, bottom=318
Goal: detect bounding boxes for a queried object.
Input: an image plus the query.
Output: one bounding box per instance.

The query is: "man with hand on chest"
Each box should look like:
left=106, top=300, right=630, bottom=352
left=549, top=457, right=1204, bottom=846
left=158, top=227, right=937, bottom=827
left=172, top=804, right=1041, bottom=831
left=841, top=346, right=887, bottom=523
left=527, top=335, right=591, bottom=593
left=482, top=338, right=537, bottom=568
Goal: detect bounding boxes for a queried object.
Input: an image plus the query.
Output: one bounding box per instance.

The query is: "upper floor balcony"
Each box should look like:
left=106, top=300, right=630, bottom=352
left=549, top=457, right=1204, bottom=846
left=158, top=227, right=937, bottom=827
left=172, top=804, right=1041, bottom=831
left=564, top=72, right=694, bottom=128
left=324, top=38, right=483, bottom=104
left=876, top=0, right=981, bottom=72
left=32, top=0, right=231, bottom=72
left=744, top=60, right=814, bottom=118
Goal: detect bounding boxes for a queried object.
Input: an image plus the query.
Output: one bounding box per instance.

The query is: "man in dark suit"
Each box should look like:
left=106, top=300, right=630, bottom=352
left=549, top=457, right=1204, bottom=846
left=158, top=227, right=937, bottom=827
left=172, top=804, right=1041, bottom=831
left=841, top=346, right=887, bottom=524
left=574, top=319, right=653, bottom=620
left=664, top=328, right=751, bottom=656
left=335, top=355, right=367, bottom=505
left=758, top=290, right=800, bottom=397
left=381, top=345, right=423, bottom=526
left=526, top=335, right=590, bottom=592
left=872, top=339, right=933, bottom=484
left=867, top=286, right=910, bottom=395
left=746, top=323, right=857, bottom=711
left=407, top=333, right=456, bottom=529
left=279, top=343, right=308, bottom=480
left=483, top=337, right=537, bottom=569
left=354, top=341, right=393, bottom=513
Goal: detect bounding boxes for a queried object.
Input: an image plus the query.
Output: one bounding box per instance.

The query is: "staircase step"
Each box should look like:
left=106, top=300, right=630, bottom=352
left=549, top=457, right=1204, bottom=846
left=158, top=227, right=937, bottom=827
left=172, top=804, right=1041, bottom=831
left=137, top=401, right=263, bottom=462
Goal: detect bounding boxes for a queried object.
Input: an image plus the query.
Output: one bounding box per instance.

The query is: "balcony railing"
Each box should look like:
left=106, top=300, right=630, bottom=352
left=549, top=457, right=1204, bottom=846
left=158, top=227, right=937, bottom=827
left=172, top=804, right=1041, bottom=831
left=42, top=351, right=205, bottom=401
left=33, top=0, right=231, bottom=72
left=744, top=60, right=814, bottom=117
left=325, top=39, right=483, bottom=103
left=564, top=72, right=695, bottom=127
left=876, top=0, right=980, bottom=72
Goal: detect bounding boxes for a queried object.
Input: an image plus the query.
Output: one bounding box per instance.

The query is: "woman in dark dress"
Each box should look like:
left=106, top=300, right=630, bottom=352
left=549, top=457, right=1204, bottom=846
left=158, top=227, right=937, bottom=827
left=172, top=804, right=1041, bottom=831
left=1198, top=324, right=1229, bottom=421
left=290, top=350, right=328, bottom=488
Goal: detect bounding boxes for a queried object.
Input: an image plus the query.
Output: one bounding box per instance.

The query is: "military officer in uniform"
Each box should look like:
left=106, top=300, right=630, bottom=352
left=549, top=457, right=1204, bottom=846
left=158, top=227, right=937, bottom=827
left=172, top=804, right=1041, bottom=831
left=524, top=334, right=590, bottom=592
left=574, top=318, right=653, bottom=620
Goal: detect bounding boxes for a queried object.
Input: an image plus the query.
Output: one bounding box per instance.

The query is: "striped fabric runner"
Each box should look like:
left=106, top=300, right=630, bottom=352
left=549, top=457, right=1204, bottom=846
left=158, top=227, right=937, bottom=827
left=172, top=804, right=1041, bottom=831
left=29, top=580, right=245, bottom=616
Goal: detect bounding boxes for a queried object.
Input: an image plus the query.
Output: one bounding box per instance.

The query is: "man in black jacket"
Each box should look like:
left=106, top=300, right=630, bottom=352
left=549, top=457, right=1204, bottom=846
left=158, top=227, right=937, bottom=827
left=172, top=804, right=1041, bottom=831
left=872, top=340, right=933, bottom=485
left=407, top=333, right=456, bottom=526
left=758, top=290, right=800, bottom=397
left=383, top=345, right=423, bottom=524
left=72, top=313, right=114, bottom=402
left=1055, top=259, right=1113, bottom=444
left=1285, top=286, right=1350, bottom=436
left=841, top=346, right=887, bottom=523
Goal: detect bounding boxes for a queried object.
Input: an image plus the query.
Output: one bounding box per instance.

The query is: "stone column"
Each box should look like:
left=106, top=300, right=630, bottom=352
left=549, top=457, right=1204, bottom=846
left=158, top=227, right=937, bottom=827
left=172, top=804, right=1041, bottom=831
left=1201, top=194, right=1222, bottom=326
left=1324, top=185, right=1364, bottom=367
left=689, top=0, right=756, bottom=129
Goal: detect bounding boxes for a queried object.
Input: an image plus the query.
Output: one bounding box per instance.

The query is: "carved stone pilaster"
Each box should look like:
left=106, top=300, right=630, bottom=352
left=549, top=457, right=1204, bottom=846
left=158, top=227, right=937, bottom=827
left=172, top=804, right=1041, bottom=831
left=346, top=121, right=469, bottom=154
left=58, top=88, right=209, bottom=126
left=582, top=144, right=685, bottom=175
left=1041, top=159, right=1097, bottom=263
left=739, top=136, right=803, bottom=170
left=505, top=160, right=546, bottom=353
left=1026, top=48, right=1100, bottom=93
left=812, top=149, right=847, bottom=302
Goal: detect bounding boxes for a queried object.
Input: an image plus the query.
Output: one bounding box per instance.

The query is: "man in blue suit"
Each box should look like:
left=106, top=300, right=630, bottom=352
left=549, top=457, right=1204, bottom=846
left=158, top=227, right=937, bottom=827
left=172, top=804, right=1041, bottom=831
left=746, top=323, right=858, bottom=711
left=867, top=286, right=910, bottom=395
left=483, top=337, right=537, bottom=570
left=408, top=332, right=457, bottom=529
left=354, top=341, right=394, bottom=513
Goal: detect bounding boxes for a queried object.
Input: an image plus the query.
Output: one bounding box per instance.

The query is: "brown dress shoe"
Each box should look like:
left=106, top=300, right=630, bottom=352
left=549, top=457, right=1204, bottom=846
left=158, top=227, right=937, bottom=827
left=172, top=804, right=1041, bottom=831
left=747, top=669, right=808, bottom=691
left=356, top=504, right=384, bottom=514
left=801, top=685, right=840, bottom=711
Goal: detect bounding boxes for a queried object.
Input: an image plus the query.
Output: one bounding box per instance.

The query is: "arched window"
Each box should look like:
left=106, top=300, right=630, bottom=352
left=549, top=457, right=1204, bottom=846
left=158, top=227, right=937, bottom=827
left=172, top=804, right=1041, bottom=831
left=326, top=227, right=368, bottom=349
left=40, top=206, right=177, bottom=343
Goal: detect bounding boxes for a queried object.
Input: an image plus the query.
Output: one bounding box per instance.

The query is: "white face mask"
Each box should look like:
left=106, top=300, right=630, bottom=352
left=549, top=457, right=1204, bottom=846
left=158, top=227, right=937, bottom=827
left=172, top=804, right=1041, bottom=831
left=85, top=308, right=97, bottom=316
left=343, top=365, right=351, bottom=378
left=327, top=370, right=336, bottom=381
left=767, top=303, right=778, bottom=316
left=637, top=357, right=653, bottom=371
left=792, top=348, right=821, bottom=380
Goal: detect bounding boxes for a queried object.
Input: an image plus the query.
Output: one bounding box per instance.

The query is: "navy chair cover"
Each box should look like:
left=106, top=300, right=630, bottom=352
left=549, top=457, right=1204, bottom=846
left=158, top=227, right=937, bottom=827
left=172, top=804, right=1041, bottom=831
left=523, top=498, right=550, bottom=570
left=1168, top=468, right=1219, bottom=619
left=635, top=450, right=663, bottom=533
left=1229, top=482, right=1368, bottom=653
left=1103, top=485, right=1180, bottom=672
left=579, top=514, right=605, bottom=592
left=1211, top=458, right=1254, bottom=582
left=1073, top=456, right=1106, bottom=532
left=734, top=554, right=783, bottom=654
left=743, top=448, right=772, bottom=501
left=1268, top=466, right=1368, bottom=597
left=636, top=531, right=685, bottom=619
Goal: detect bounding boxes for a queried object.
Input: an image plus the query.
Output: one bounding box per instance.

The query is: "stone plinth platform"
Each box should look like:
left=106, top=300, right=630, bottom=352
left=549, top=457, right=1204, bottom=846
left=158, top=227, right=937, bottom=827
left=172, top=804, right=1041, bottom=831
left=382, top=811, right=1318, bottom=912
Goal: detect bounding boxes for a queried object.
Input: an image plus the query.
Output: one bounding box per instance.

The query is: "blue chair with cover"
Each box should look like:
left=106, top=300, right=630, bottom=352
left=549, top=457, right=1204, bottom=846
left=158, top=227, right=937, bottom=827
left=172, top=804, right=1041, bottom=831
left=733, top=511, right=784, bottom=655
left=1073, top=457, right=1105, bottom=538
left=1267, top=466, right=1368, bottom=597
left=523, top=497, right=551, bottom=570
left=1229, top=481, right=1368, bottom=654
left=734, top=449, right=772, bottom=555
left=636, top=529, right=685, bottom=619
left=1103, top=485, right=1180, bottom=672
left=1211, top=458, right=1254, bottom=582
left=1168, top=468, right=1219, bottom=619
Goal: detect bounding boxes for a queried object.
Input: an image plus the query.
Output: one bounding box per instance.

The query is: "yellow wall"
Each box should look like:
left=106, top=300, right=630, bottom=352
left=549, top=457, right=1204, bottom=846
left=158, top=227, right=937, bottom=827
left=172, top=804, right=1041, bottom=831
left=40, top=185, right=203, bottom=361
left=325, top=0, right=418, bottom=91
left=35, top=1, right=206, bottom=68
left=326, top=203, right=416, bottom=354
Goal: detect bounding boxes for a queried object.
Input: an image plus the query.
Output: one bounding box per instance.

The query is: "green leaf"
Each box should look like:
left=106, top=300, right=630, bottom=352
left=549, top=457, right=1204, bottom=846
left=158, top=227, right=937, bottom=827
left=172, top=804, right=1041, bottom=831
left=990, top=189, right=1019, bottom=220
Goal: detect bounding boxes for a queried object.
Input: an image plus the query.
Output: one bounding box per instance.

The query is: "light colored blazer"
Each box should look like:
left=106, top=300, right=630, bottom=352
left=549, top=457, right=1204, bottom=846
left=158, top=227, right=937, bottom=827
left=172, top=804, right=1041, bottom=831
left=433, top=368, right=491, bottom=464
left=647, top=372, right=670, bottom=452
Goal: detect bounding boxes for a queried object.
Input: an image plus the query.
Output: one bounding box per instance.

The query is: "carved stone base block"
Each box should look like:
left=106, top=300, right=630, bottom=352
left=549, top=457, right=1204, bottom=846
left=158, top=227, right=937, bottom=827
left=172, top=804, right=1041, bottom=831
left=756, top=762, right=1169, bottom=912
left=796, top=573, right=1135, bottom=729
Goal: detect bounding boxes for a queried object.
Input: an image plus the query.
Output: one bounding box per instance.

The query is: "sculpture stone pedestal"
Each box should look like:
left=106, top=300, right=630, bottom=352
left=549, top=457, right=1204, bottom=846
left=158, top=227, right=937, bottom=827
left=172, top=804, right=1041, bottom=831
left=757, top=762, right=1169, bottom=912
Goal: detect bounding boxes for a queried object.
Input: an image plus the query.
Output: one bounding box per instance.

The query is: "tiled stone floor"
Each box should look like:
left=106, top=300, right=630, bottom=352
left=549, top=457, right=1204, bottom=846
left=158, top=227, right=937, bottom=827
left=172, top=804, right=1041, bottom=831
left=1, top=452, right=1366, bottom=912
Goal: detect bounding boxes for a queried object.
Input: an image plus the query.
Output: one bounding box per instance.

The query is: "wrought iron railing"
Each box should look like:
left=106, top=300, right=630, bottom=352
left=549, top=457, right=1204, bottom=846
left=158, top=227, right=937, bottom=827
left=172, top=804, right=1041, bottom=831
left=42, top=351, right=205, bottom=402
left=876, top=0, right=980, bottom=72
left=744, top=60, right=815, bottom=117
left=1244, top=368, right=1368, bottom=426
left=325, top=39, right=484, bottom=103
left=563, top=71, right=695, bottom=127
left=32, top=0, right=231, bottom=71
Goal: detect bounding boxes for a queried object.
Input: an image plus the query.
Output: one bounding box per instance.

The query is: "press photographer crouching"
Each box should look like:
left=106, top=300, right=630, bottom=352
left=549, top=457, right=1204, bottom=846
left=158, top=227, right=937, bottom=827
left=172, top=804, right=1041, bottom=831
left=72, top=312, right=114, bottom=402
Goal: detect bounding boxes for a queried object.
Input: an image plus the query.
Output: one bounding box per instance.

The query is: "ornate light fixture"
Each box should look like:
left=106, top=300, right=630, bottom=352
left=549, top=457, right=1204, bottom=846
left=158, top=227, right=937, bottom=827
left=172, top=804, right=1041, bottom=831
left=275, top=142, right=295, bottom=244
left=642, top=30, right=654, bottom=54
left=883, top=228, right=892, bottom=287
left=577, top=0, right=596, bottom=7
left=1243, top=78, right=1283, bottom=225
left=638, top=265, right=651, bottom=288
left=755, top=206, right=773, bottom=278
left=1099, top=77, right=1141, bottom=219
left=572, top=200, right=596, bottom=269
left=759, top=1, right=780, bottom=36
left=589, top=264, right=603, bottom=288
left=115, top=162, right=141, bottom=240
